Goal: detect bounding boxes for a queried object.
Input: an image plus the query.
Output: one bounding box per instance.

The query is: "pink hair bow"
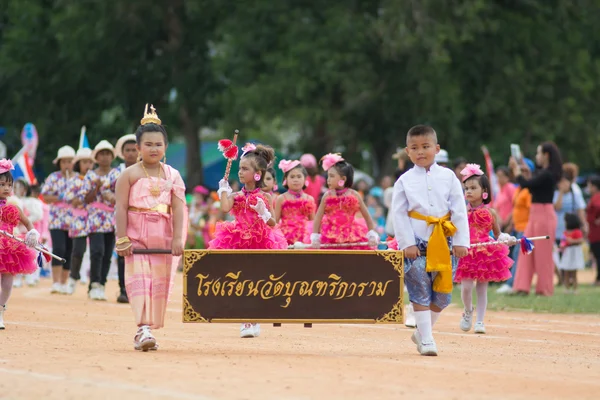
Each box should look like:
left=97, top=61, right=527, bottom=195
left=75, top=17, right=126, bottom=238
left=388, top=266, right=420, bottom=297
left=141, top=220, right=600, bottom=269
left=278, top=159, right=301, bottom=173
left=460, top=163, right=484, bottom=182
left=0, top=159, right=15, bottom=174
left=241, top=143, right=257, bottom=158
left=321, top=153, right=344, bottom=171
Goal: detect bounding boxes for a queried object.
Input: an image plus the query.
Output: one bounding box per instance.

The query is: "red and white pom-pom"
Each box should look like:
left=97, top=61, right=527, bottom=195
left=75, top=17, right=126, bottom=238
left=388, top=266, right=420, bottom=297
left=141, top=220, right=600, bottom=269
left=224, top=146, right=239, bottom=160
left=218, top=139, right=233, bottom=152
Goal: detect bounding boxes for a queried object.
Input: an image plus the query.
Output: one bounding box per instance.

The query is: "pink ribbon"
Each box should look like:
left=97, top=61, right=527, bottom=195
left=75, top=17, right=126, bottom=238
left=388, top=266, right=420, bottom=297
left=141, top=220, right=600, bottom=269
left=278, top=159, right=301, bottom=173
left=89, top=202, right=114, bottom=212
left=241, top=143, right=257, bottom=158
left=460, top=163, right=484, bottom=182
left=0, top=159, right=14, bottom=174
left=321, top=153, right=344, bottom=171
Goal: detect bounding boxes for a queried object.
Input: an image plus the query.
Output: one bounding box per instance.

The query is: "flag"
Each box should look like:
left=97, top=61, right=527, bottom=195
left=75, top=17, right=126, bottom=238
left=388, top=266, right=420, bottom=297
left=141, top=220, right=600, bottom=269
left=481, top=145, right=499, bottom=202
left=12, top=147, right=37, bottom=185
left=21, top=123, right=38, bottom=166
left=79, top=126, right=90, bottom=149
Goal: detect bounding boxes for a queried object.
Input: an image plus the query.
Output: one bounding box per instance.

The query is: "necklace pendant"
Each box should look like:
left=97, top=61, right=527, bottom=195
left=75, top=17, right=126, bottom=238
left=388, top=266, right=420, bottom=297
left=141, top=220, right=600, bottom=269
left=150, top=183, right=161, bottom=197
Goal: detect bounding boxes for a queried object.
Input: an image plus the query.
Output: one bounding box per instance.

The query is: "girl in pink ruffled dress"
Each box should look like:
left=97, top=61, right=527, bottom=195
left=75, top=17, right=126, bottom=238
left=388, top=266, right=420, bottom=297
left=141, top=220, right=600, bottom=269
left=275, top=160, right=315, bottom=245
left=261, top=166, right=279, bottom=209
left=454, top=164, right=515, bottom=334
left=311, top=153, right=379, bottom=250
left=0, top=159, right=42, bottom=329
left=210, top=143, right=287, bottom=338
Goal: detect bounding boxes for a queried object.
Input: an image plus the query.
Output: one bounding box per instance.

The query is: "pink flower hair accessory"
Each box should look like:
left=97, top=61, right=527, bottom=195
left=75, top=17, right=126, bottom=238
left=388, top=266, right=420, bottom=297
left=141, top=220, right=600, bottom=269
left=321, top=153, right=344, bottom=171
left=460, top=163, right=484, bottom=182
left=241, top=143, right=257, bottom=158
left=0, top=159, right=15, bottom=174
left=278, top=159, right=301, bottom=173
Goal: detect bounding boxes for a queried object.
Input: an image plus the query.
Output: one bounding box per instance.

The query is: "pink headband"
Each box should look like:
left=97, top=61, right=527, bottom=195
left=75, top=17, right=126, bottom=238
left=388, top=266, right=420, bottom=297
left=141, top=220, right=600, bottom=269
left=241, top=143, right=257, bottom=158
left=193, top=185, right=209, bottom=195
left=321, top=153, right=344, bottom=171
left=0, top=159, right=15, bottom=174
left=300, top=154, right=317, bottom=168
left=278, top=159, right=301, bottom=173
left=460, top=163, right=484, bottom=182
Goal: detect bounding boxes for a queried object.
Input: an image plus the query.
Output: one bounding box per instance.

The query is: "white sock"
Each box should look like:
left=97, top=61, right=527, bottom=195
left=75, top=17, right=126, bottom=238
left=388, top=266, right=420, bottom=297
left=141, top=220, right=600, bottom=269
left=414, top=310, right=434, bottom=344
left=461, top=279, right=475, bottom=313
left=431, top=311, right=441, bottom=327
left=476, top=282, right=488, bottom=323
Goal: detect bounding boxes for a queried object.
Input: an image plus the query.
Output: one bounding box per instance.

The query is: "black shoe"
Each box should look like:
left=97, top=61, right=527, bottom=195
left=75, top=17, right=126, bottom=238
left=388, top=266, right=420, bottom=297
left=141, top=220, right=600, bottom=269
left=117, top=292, right=129, bottom=304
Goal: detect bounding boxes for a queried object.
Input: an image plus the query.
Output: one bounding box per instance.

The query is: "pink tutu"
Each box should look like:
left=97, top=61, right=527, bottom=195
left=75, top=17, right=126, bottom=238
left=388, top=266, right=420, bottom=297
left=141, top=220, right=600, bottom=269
left=0, top=204, right=37, bottom=275
left=320, top=194, right=369, bottom=250
left=454, top=207, right=513, bottom=283
left=209, top=190, right=288, bottom=250
left=278, top=198, right=315, bottom=245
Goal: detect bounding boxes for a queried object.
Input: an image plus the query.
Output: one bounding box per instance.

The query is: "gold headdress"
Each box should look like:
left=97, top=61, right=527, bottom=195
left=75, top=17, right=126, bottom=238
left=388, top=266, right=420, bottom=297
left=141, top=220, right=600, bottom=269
left=140, top=104, right=162, bottom=125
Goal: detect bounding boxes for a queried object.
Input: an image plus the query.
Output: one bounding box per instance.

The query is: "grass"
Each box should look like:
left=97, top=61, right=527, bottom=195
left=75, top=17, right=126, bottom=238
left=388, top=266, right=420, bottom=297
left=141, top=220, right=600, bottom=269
left=451, top=283, right=600, bottom=314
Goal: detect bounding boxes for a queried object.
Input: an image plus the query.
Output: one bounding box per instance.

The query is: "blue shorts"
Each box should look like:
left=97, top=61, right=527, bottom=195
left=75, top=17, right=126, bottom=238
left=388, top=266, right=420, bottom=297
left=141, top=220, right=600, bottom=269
left=404, top=237, right=457, bottom=309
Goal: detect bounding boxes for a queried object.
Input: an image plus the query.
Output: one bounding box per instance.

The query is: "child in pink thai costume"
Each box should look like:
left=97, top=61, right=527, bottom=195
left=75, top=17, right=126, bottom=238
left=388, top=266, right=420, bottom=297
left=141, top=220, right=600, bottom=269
left=0, top=159, right=41, bottom=329
left=115, top=105, right=187, bottom=352
left=301, top=153, right=326, bottom=204
left=82, top=140, right=118, bottom=301
left=274, top=160, right=315, bottom=245
left=63, top=147, right=95, bottom=295
left=454, top=164, right=516, bottom=334
left=41, top=145, right=75, bottom=294
left=261, top=166, right=279, bottom=209
left=210, top=143, right=287, bottom=339
left=311, top=153, right=379, bottom=250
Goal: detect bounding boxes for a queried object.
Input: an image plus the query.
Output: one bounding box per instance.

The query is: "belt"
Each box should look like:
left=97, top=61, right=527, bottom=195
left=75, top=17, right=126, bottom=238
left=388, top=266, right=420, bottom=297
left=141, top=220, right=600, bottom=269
left=128, top=204, right=171, bottom=214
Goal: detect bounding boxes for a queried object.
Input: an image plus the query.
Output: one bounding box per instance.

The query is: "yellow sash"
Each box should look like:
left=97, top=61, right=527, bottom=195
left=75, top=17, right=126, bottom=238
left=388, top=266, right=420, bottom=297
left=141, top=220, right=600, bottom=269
left=408, top=211, right=456, bottom=294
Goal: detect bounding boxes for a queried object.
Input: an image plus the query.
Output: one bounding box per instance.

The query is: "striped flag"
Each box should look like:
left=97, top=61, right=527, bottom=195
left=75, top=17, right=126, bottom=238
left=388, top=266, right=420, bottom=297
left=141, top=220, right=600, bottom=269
left=11, top=147, right=37, bottom=185
left=79, top=126, right=90, bottom=149
left=481, top=145, right=499, bottom=202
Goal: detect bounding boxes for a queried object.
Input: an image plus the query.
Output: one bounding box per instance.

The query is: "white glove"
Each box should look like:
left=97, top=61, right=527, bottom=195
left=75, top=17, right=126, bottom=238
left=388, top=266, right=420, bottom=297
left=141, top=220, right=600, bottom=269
left=366, top=230, right=379, bottom=247
left=310, top=233, right=321, bottom=249
left=498, top=232, right=518, bottom=246
left=25, top=229, right=40, bottom=248
left=249, top=198, right=272, bottom=223
left=217, top=179, right=232, bottom=197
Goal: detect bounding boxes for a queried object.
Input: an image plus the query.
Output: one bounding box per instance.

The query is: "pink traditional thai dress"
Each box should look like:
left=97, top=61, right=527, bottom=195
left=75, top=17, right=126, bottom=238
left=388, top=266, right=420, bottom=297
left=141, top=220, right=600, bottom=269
left=454, top=206, right=513, bottom=283
left=320, top=191, right=369, bottom=250
left=124, top=164, right=186, bottom=329
left=278, top=194, right=315, bottom=245
left=0, top=200, right=37, bottom=275
left=209, top=188, right=288, bottom=249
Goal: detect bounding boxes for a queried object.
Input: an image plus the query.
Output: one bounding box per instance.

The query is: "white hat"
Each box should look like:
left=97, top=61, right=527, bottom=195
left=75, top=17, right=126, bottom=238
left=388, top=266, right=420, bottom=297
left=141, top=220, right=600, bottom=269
left=52, top=145, right=76, bottom=164
left=114, top=134, right=137, bottom=160
left=435, top=149, right=449, bottom=164
left=72, top=147, right=94, bottom=164
left=92, top=140, right=116, bottom=160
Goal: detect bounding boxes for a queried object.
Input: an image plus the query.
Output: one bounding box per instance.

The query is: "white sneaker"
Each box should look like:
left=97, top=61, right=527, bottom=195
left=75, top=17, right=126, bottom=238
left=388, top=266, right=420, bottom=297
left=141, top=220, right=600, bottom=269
left=13, top=276, right=23, bottom=288
left=419, top=340, right=438, bottom=356
left=65, top=278, right=77, bottom=295
left=0, top=305, right=5, bottom=330
left=88, top=283, right=101, bottom=300
left=96, top=285, right=107, bottom=301
left=404, top=303, right=416, bottom=328
left=25, top=273, right=38, bottom=287
left=240, top=323, right=258, bottom=338
left=50, top=282, right=62, bottom=294
left=474, top=322, right=486, bottom=334
left=460, top=308, right=473, bottom=332
left=496, top=284, right=513, bottom=294
left=411, top=330, right=422, bottom=353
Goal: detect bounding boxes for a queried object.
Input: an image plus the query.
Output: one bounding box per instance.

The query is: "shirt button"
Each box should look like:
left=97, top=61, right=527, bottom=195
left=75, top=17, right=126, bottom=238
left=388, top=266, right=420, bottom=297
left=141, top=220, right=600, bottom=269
left=428, top=186, right=432, bottom=190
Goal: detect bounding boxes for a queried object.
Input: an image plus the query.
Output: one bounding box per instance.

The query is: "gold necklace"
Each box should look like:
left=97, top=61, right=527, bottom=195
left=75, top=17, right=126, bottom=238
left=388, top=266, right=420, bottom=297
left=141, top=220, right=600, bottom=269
left=140, top=161, right=163, bottom=197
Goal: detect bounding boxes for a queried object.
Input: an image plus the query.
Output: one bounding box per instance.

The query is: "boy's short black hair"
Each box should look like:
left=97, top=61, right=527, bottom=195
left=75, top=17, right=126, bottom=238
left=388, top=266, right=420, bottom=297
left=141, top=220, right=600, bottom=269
left=588, top=175, right=600, bottom=191
left=565, top=213, right=582, bottom=230
left=406, top=125, right=438, bottom=144
left=464, top=174, right=492, bottom=205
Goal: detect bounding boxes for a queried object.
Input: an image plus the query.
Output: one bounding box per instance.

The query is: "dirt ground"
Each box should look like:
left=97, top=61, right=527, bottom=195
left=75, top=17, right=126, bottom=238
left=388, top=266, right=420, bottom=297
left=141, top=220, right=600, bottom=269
left=1, top=272, right=599, bottom=400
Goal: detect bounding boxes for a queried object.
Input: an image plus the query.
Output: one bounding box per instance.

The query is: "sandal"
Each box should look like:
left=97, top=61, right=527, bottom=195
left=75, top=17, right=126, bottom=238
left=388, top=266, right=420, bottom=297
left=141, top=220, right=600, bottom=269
left=133, top=326, right=156, bottom=352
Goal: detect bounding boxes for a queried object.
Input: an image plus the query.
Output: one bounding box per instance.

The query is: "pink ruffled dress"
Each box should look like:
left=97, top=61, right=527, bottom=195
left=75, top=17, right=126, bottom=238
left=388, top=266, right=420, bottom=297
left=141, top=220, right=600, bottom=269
left=0, top=200, right=37, bottom=275
left=454, top=207, right=513, bottom=283
left=320, top=192, right=369, bottom=250
left=279, top=196, right=315, bottom=245
left=209, top=188, right=288, bottom=250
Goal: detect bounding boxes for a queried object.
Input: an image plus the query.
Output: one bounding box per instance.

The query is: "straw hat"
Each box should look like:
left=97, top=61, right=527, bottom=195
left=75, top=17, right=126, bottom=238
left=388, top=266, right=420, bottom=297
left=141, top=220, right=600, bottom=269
left=92, top=140, right=116, bottom=160
left=114, top=134, right=137, bottom=160
left=52, top=145, right=76, bottom=164
left=72, top=147, right=94, bottom=164
left=391, top=147, right=409, bottom=160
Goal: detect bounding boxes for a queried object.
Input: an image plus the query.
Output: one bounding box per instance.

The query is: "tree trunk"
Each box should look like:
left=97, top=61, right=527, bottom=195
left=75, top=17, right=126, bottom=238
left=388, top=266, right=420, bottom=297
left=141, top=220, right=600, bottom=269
left=179, top=104, right=202, bottom=187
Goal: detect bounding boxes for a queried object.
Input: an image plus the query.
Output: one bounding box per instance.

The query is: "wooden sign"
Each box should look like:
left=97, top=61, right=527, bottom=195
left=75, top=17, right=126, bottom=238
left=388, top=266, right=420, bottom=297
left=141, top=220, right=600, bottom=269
left=183, top=250, right=404, bottom=324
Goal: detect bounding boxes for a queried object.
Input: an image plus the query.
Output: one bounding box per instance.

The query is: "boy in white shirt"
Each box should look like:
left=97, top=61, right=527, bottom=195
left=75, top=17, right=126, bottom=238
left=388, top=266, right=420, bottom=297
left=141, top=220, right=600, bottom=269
left=392, top=125, right=469, bottom=356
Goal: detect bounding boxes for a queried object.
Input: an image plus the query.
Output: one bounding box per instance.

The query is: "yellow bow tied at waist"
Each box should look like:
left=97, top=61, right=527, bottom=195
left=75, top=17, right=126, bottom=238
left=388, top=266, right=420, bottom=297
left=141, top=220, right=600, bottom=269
left=408, top=211, right=457, bottom=294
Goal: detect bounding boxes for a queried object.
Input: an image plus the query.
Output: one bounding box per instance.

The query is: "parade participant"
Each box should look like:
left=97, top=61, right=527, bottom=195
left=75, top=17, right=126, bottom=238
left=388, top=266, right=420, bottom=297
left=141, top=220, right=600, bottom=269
left=262, top=166, right=278, bottom=208
left=63, top=148, right=95, bottom=295
left=115, top=105, right=186, bottom=351
left=301, top=153, right=326, bottom=204
left=0, top=159, right=40, bottom=329
left=41, top=145, right=75, bottom=294
left=311, top=153, right=378, bottom=250
left=274, top=160, right=315, bottom=245
left=391, top=125, right=469, bottom=356
left=83, top=140, right=117, bottom=301
left=210, top=143, right=287, bottom=338
left=454, top=164, right=515, bottom=334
